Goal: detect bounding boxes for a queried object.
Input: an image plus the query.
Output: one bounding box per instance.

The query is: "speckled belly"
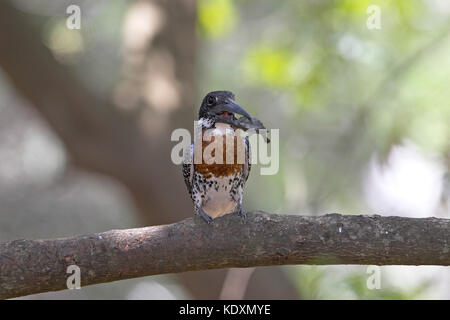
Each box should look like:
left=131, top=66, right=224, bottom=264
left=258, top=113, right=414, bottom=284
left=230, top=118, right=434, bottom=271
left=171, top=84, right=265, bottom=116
left=201, top=176, right=238, bottom=218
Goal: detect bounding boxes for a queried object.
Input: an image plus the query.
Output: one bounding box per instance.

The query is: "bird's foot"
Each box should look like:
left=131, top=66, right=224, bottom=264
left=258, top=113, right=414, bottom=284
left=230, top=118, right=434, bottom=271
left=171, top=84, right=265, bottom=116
left=235, top=205, right=247, bottom=219
left=198, top=206, right=214, bottom=224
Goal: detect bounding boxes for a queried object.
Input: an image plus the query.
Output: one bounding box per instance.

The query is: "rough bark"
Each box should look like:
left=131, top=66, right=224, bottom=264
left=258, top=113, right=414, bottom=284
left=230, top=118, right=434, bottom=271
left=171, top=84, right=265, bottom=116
left=1, top=212, right=449, bottom=299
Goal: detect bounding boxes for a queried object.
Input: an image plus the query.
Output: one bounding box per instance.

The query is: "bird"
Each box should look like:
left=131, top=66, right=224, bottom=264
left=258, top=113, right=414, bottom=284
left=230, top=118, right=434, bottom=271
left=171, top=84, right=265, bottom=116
left=183, top=91, right=253, bottom=223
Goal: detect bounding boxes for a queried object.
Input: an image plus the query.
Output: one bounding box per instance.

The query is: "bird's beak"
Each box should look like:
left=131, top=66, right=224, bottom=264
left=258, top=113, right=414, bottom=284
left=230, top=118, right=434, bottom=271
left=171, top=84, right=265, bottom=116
left=209, top=98, right=253, bottom=121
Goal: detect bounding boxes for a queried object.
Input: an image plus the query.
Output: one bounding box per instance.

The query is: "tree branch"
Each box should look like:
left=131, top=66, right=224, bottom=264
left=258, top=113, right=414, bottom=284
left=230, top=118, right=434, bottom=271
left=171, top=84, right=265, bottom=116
left=1, top=212, right=449, bottom=299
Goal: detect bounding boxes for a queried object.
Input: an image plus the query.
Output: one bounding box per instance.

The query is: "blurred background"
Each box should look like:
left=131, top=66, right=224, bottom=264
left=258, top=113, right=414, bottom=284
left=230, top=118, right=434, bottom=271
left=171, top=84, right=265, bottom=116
left=0, top=0, right=449, bottom=299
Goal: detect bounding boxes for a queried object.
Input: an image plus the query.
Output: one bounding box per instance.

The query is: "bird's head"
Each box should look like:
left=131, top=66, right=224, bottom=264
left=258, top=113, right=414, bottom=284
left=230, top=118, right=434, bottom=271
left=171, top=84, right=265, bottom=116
left=198, top=91, right=252, bottom=128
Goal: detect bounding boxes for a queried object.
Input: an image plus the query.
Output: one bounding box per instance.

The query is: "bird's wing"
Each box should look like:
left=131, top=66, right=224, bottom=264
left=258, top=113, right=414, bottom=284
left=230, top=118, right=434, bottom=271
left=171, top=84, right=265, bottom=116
left=182, top=142, right=194, bottom=194
left=243, top=136, right=251, bottom=183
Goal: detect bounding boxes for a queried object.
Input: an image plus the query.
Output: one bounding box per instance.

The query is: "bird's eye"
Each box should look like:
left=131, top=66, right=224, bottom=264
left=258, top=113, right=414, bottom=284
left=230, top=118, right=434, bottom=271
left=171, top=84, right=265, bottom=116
left=207, top=95, right=216, bottom=106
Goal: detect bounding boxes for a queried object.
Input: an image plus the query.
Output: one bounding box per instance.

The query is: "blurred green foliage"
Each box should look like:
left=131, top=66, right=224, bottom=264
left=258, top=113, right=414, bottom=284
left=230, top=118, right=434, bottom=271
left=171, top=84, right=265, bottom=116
left=292, top=266, right=430, bottom=299
left=197, top=0, right=237, bottom=38
left=243, top=45, right=296, bottom=87
left=197, top=0, right=450, bottom=299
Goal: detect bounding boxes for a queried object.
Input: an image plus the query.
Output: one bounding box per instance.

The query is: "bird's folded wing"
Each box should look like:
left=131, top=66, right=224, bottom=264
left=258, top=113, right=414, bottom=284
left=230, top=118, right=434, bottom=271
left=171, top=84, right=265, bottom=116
left=182, top=142, right=194, bottom=194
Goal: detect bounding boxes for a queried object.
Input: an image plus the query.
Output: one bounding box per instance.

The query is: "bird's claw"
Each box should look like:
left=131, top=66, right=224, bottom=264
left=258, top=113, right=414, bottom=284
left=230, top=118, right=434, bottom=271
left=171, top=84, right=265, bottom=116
left=235, top=206, right=247, bottom=219
left=199, top=207, right=214, bottom=224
